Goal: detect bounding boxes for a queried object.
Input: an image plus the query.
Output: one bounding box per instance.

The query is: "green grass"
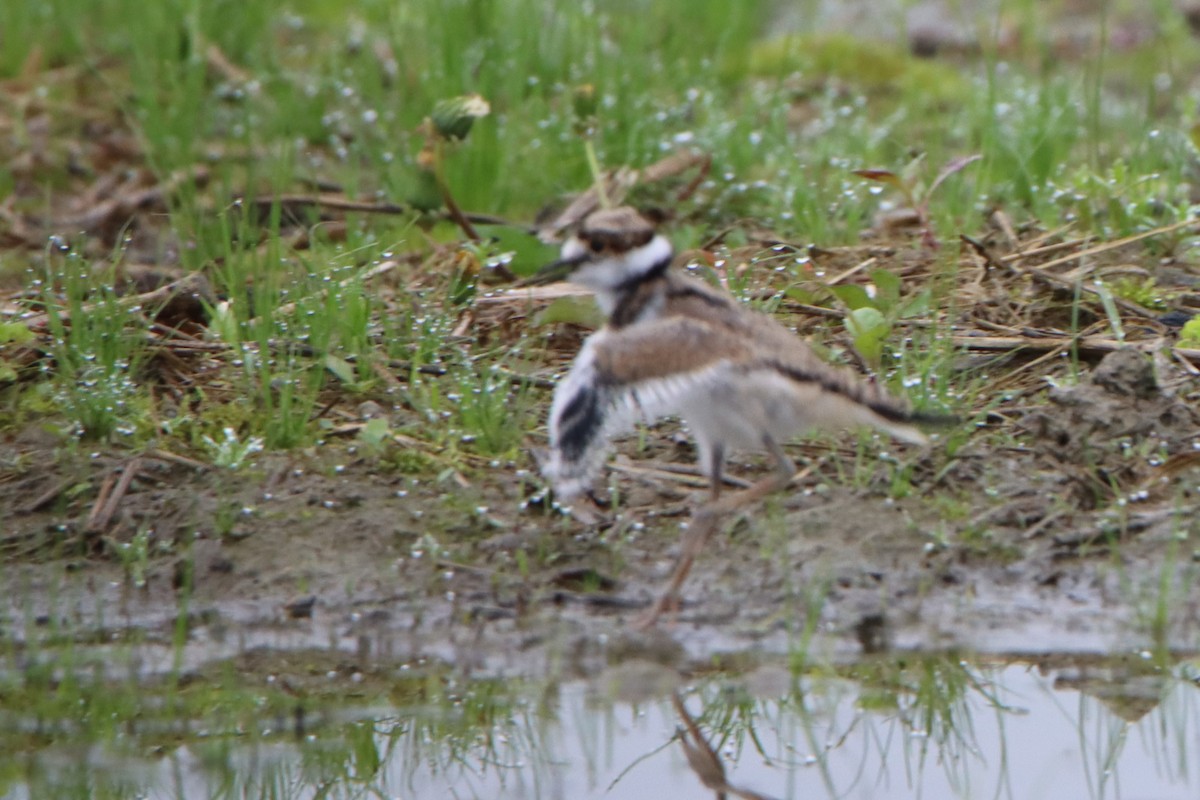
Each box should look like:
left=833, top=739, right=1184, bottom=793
left=4, top=0, right=1199, bottom=460
left=38, top=256, right=150, bottom=441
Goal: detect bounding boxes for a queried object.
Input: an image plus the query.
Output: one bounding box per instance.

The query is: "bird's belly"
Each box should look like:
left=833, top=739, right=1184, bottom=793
left=679, top=369, right=806, bottom=452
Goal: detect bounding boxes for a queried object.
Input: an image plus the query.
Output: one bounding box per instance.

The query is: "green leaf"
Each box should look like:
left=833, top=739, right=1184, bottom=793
left=784, top=285, right=821, bottom=305
left=897, top=289, right=933, bottom=319
left=830, top=284, right=875, bottom=310
left=845, top=306, right=891, bottom=367
left=0, top=322, right=34, bottom=344
left=476, top=225, right=559, bottom=279
left=1179, top=316, right=1200, bottom=346
left=359, top=416, right=391, bottom=447
left=846, top=306, right=889, bottom=338
left=324, top=354, right=356, bottom=384
left=869, top=268, right=902, bottom=308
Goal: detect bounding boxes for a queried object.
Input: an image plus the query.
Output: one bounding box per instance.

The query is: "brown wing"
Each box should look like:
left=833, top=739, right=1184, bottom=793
left=593, top=306, right=938, bottom=435
left=589, top=316, right=757, bottom=386
left=545, top=312, right=944, bottom=499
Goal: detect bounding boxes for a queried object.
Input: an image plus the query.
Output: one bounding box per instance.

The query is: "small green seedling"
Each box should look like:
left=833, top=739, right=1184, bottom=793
left=832, top=268, right=932, bottom=368
left=201, top=427, right=264, bottom=470
left=1180, top=317, right=1200, bottom=347
left=854, top=153, right=981, bottom=250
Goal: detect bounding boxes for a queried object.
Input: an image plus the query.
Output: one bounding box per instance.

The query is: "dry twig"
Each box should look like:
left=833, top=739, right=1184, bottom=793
left=86, top=458, right=142, bottom=534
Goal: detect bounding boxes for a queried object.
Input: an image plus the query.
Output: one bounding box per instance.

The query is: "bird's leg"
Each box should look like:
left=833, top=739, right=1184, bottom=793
left=708, top=434, right=793, bottom=515
left=632, top=504, right=722, bottom=629
left=633, top=444, right=725, bottom=629
left=633, top=437, right=794, bottom=629
left=707, top=442, right=726, bottom=503
left=764, top=434, right=796, bottom=487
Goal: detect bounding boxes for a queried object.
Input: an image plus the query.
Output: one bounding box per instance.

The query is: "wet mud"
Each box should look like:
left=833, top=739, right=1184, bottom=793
left=4, top=348, right=1199, bottom=683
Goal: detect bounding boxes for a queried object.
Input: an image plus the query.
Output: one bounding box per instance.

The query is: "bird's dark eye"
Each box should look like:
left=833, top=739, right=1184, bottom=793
left=589, top=238, right=604, bottom=253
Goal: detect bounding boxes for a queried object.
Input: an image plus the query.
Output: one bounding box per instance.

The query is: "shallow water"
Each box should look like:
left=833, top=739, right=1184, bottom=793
left=6, top=654, right=1198, bottom=800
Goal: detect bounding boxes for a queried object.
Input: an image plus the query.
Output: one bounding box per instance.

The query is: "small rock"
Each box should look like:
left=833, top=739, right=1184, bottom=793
left=1158, top=310, right=1194, bottom=328
left=1091, top=348, right=1157, bottom=398
left=357, top=400, right=385, bottom=420
left=209, top=557, right=235, bottom=574
left=284, top=595, right=317, bottom=619
left=907, top=2, right=976, bottom=57
left=854, top=612, right=892, bottom=654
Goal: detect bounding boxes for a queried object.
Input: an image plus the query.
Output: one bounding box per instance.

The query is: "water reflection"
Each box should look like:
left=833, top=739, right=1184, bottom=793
left=4, top=653, right=1198, bottom=799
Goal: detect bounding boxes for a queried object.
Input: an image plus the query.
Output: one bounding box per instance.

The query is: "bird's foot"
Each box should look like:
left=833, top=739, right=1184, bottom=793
left=564, top=498, right=607, bottom=526
left=630, top=590, right=681, bottom=630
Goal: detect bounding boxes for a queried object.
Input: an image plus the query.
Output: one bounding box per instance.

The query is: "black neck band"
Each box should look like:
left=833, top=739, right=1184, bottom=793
left=612, top=253, right=672, bottom=294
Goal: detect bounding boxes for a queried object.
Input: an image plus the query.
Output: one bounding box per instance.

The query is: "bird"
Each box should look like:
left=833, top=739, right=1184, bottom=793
left=523, top=205, right=951, bottom=622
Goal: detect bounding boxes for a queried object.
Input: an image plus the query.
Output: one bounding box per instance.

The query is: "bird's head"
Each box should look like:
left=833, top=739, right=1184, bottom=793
left=521, top=206, right=673, bottom=291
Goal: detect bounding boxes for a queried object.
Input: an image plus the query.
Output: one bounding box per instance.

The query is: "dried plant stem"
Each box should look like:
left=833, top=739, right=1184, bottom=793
left=432, top=140, right=481, bottom=241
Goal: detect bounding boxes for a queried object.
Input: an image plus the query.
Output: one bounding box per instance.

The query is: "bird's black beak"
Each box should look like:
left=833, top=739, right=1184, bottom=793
left=515, top=252, right=588, bottom=287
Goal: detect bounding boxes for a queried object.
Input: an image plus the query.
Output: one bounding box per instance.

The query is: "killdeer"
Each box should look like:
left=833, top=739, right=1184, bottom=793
left=525, top=206, right=951, bottom=622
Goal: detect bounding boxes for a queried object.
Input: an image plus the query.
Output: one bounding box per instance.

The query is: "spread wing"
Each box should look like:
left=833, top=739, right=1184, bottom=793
left=541, top=314, right=941, bottom=500
left=545, top=317, right=753, bottom=499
